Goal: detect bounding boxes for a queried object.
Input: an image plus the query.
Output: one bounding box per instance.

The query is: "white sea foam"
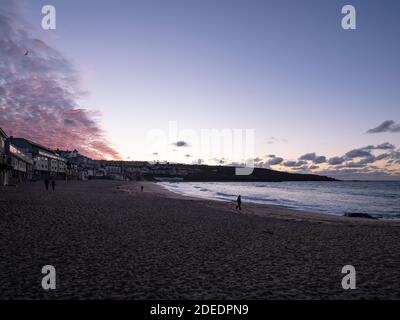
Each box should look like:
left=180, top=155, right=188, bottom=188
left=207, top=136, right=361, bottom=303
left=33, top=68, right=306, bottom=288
left=158, top=181, right=400, bottom=219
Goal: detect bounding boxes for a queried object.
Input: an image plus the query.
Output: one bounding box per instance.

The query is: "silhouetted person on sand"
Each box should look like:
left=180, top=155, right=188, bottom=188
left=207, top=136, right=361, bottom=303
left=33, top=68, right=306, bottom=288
left=141, top=185, right=144, bottom=192
left=44, top=179, right=49, bottom=190
left=236, top=195, right=242, bottom=210
left=51, top=180, right=56, bottom=191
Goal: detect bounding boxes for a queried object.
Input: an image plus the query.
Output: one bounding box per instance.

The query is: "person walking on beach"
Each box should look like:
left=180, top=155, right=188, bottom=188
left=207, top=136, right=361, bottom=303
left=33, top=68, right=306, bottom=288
left=44, top=178, right=49, bottom=190
left=141, top=185, right=144, bottom=192
left=236, top=195, right=242, bottom=211
left=51, top=180, right=56, bottom=191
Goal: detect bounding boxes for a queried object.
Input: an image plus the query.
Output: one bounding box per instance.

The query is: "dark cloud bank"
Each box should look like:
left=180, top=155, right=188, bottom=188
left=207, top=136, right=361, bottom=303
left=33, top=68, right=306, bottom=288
left=255, top=142, right=400, bottom=180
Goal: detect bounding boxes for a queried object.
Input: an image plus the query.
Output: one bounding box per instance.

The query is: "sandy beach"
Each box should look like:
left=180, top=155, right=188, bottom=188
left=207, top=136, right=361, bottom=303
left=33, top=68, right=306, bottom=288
left=0, top=180, right=399, bottom=300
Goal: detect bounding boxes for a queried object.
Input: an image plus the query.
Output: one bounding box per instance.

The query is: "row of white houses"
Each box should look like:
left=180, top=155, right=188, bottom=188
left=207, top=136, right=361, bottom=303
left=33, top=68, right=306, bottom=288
left=0, top=128, right=68, bottom=186
left=1, top=126, right=197, bottom=186
left=0, top=127, right=135, bottom=186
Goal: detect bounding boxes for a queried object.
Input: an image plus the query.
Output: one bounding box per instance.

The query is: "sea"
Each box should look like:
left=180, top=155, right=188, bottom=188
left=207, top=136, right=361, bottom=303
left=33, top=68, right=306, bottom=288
left=158, top=181, right=400, bottom=220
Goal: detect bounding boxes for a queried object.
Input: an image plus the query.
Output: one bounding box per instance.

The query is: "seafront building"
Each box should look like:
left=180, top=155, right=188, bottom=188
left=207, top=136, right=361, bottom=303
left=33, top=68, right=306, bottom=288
left=7, top=137, right=67, bottom=179
left=0, top=129, right=34, bottom=185
left=103, top=160, right=151, bottom=180
left=0, top=128, right=8, bottom=186
left=1, top=128, right=221, bottom=185
left=4, top=140, right=34, bottom=184
left=57, top=149, right=102, bottom=180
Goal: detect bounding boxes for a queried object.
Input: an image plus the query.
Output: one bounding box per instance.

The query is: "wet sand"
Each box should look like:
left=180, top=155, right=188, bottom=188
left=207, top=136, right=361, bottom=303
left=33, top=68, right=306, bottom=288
left=0, top=180, right=399, bottom=299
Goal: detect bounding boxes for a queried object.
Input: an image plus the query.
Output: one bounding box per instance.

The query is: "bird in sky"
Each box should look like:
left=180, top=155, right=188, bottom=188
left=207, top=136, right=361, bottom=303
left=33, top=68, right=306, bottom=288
left=24, top=50, right=29, bottom=56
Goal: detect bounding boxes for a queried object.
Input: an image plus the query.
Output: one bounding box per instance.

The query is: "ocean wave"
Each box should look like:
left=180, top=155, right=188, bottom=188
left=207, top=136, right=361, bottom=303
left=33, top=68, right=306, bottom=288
left=242, top=195, right=277, bottom=203
left=157, top=181, right=400, bottom=220
left=215, top=192, right=237, bottom=198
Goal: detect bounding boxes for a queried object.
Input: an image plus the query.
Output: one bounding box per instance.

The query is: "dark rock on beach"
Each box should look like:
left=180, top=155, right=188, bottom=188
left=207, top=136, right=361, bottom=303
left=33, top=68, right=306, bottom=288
left=344, top=213, right=380, bottom=220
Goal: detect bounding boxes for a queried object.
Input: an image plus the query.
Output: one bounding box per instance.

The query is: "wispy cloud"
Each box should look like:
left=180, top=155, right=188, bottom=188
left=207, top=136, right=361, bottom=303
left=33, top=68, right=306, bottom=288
left=328, top=156, right=345, bottom=165
left=250, top=142, right=400, bottom=179
left=172, top=141, right=190, bottom=147
left=298, top=152, right=326, bottom=164
left=282, top=160, right=307, bottom=168
left=367, top=120, right=400, bottom=133
left=265, top=155, right=284, bottom=166
left=344, top=148, right=372, bottom=159
left=0, top=1, right=120, bottom=159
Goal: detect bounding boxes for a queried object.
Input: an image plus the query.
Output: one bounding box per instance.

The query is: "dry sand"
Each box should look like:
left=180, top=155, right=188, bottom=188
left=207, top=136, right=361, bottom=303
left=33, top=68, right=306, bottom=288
left=0, top=180, right=399, bottom=299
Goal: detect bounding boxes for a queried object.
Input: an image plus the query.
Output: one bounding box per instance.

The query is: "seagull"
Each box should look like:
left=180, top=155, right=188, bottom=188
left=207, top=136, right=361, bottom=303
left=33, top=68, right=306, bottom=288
left=24, top=50, right=29, bottom=56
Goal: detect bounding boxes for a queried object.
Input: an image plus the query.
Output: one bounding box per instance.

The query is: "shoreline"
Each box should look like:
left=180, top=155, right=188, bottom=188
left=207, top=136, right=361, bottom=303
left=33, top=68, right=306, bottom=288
left=143, top=182, right=400, bottom=226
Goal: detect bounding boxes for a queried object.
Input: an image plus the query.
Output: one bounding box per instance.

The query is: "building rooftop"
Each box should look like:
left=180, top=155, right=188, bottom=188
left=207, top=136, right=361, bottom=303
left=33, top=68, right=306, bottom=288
left=7, top=142, right=33, bottom=165
left=8, top=137, right=66, bottom=162
left=0, top=127, right=7, bottom=139
left=10, top=137, right=54, bottom=153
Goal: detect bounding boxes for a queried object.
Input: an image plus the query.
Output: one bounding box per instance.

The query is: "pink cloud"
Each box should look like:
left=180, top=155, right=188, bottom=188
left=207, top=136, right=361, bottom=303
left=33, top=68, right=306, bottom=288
left=0, top=0, right=121, bottom=160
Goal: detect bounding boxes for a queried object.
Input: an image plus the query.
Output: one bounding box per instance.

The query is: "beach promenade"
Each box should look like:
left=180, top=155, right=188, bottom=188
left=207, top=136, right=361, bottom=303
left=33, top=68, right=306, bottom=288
left=0, top=180, right=399, bottom=299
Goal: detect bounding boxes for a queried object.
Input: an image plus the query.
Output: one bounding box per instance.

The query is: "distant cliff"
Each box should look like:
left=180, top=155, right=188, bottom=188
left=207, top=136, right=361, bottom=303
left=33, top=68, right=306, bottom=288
left=137, top=164, right=338, bottom=182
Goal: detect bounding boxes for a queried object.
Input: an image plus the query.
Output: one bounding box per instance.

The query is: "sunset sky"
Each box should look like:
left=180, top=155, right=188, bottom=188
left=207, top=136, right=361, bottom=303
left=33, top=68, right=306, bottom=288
left=1, top=0, right=399, bottom=179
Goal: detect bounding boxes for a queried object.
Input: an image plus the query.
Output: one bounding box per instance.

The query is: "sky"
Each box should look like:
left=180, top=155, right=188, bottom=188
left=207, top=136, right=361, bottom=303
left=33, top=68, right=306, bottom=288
left=0, top=0, right=399, bottom=179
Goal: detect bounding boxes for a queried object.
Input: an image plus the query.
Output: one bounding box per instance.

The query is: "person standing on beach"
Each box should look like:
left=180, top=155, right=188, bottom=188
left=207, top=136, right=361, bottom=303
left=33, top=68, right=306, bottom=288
left=51, top=180, right=56, bottom=191
left=236, top=195, right=242, bottom=211
left=141, top=185, right=144, bottom=192
left=44, top=179, right=49, bottom=190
